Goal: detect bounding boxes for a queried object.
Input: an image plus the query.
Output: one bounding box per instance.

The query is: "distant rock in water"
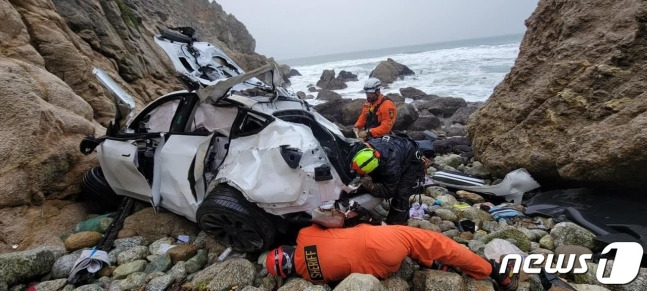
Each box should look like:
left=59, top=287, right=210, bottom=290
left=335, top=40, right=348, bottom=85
left=467, top=0, right=647, bottom=188
left=316, top=69, right=347, bottom=90
left=369, top=58, right=415, bottom=84
left=338, top=70, right=358, bottom=82
left=399, top=87, right=427, bottom=100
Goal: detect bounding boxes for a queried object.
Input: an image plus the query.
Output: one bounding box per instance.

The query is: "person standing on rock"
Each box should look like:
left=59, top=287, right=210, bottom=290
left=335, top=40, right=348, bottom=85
left=262, top=223, right=518, bottom=291
left=354, top=77, right=397, bottom=139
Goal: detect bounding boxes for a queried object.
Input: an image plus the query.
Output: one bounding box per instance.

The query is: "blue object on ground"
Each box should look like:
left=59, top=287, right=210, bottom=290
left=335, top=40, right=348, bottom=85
left=489, top=205, right=524, bottom=220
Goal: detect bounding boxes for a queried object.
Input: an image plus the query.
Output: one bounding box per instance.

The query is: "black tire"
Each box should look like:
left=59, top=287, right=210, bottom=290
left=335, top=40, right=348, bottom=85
left=81, top=166, right=122, bottom=213
left=196, top=185, right=275, bottom=252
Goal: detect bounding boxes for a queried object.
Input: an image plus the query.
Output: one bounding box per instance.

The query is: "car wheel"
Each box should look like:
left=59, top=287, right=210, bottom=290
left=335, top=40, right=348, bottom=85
left=81, top=166, right=122, bottom=213
left=196, top=184, right=275, bottom=252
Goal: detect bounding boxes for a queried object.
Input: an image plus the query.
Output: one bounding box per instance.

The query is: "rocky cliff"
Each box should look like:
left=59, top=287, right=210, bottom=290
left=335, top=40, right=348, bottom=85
left=467, top=0, right=647, bottom=188
left=0, top=0, right=266, bottom=210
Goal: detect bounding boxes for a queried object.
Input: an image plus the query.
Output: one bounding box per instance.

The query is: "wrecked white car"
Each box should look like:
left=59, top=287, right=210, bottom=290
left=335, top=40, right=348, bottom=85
left=79, top=28, right=381, bottom=252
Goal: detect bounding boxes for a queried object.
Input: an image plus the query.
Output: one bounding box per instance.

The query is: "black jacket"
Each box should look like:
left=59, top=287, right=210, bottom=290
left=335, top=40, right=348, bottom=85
left=356, top=136, right=420, bottom=198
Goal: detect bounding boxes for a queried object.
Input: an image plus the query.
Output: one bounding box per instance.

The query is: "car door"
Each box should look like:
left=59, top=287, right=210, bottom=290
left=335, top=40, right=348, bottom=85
left=97, top=95, right=183, bottom=203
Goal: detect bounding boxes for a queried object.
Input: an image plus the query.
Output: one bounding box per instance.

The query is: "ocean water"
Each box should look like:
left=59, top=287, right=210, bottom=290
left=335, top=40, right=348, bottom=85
left=282, top=34, right=523, bottom=104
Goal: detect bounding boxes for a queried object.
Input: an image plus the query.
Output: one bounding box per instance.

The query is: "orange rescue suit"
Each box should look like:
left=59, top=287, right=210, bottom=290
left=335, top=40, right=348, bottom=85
left=293, top=224, right=492, bottom=283
left=354, top=94, right=397, bottom=138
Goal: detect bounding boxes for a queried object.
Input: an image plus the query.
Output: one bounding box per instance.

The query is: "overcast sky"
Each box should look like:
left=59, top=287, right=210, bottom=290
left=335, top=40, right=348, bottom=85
left=215, top=0, right=538, bottom=60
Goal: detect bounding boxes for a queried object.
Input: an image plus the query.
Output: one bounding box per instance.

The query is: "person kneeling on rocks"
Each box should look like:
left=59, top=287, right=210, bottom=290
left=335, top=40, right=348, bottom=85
left=262, top=224, right=518, bottom=291
left=349, top=135, right=424, bottom=224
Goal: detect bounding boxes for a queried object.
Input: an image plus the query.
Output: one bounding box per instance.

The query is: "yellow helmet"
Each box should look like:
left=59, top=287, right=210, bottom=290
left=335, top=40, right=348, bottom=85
left=351, top=148, right=380, bottom=175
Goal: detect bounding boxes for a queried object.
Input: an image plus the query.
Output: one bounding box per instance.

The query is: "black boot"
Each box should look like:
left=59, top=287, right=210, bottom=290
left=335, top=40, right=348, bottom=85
left=489, top=258, right=519, bottom=291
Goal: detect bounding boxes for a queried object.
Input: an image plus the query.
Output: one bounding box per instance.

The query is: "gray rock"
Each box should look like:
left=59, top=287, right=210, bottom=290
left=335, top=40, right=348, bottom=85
left=528, top=274, right=544, bottom=291
left=392, top=257, right=419, bottom=281
left=399, top=87, right=427, bottom=99
left=459, top=207, right=493, bottom=222
left=185, top=249, right=208, bottom=274
left=425, top=186, right=450, bottom=198
left=304, top=285, right=331, bottom=291
left=115, top=272, right=147, bottom=291
left=529, top=230, right=550, bottom=242
left=112, top=260, right=147, bottom=279
left=206, top=258, right=256, bottom=290
left=468, top=240, right=486, bottom=255
left=34, top=279, right=67, bottom=291
left=381, top=277, right=409, bottom=291
left=445, top=124, right=467, bottom=137
left=144, top=254, right=172, bottom=273
left=482, top=221, right=502, bottom=233
left=408, top=219, right=442, bottom=232
left=574, top=262, right=610, bottom=285
left=113, top=236, right=148, bottom=249
left=0, top=246, right=66, bottom=286
left=434, top=154, right=464, bottom=170
left=483, top=229, right=532, bottom=252
left=554, top=245, right=593, bottom=271
left=167, top=261, right=187, bottom=280
left=432, top=209, right=458, bottom=222
left=51, top=253, right=82, bottom=279
left=146, top=274, right=174, bottom=291
left=149, top=237, right=174, bottom=255
left=278, top=278, right=313, bottom=290
left=550, top=222, right=596, bottom=249
left=393, top=103, right=419, bottom=130
left=439, top=221, right=457, bottom=232
left=72, top=284, right=104, bottom=291
left=568, top=284, right=609, bottom=291
left=465, top=277, right=495, bottom=291
left=436, top=195, right=459, bottom=207
left=316, top=89, right=342, bottom=101
left=108, top=247, right=127, bottom=265
left=333, top=273, right=385, bottom=291
left=413, top=269, right=465, bottom=291
left=369, top=58, right=414, bottom=84
left=117, top=245, right=149, bottom=265
left=443, top=229, right=461, bottom=238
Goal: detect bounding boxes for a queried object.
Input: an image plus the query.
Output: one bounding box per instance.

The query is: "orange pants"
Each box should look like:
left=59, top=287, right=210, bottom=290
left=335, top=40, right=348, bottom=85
left=293, top=224, right=492, bottom=283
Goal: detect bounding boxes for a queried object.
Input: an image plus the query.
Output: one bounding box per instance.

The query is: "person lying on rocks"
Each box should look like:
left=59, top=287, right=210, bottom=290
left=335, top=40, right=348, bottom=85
left=262, top=223, right=519, bottom=291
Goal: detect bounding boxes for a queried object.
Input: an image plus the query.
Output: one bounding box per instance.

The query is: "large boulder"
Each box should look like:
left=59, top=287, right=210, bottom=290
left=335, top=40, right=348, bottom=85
left=0, top=246, right=66, bottom=286
left=450, top=105, right=481, bottom=125
left=316, top=89, right=343, bottom=101
left=338, top=70, right=358, bottom=82
left=467, top=0, right=647, bottom=187
left=316, top=69, right=347, bottom=90
left=393, top=103, right=419, bottom=130
left=314, top=99, right=357, bottom=125
left=416, top=97, right=468, bottom=118
left=369, top=58, right=415, bottom=84
left=399, top=87, right=427, bottom=100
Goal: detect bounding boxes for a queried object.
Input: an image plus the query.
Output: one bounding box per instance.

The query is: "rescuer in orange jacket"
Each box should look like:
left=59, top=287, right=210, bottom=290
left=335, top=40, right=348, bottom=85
left=264, top=224, right=518, bottom=291
left=354, top=78, right=397, bottom=139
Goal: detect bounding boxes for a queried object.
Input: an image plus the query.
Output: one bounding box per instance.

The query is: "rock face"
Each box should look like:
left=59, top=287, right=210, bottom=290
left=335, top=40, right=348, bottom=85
left=369, top=58, right=415, bottom=84
left=467, top=0, right=647, bottom=188
left=0, top=0, right=268, bottom=251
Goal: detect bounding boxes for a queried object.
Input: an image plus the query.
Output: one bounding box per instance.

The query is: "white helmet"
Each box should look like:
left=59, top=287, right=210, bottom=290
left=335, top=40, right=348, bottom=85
left=363, top=77, right=382, bottom=93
